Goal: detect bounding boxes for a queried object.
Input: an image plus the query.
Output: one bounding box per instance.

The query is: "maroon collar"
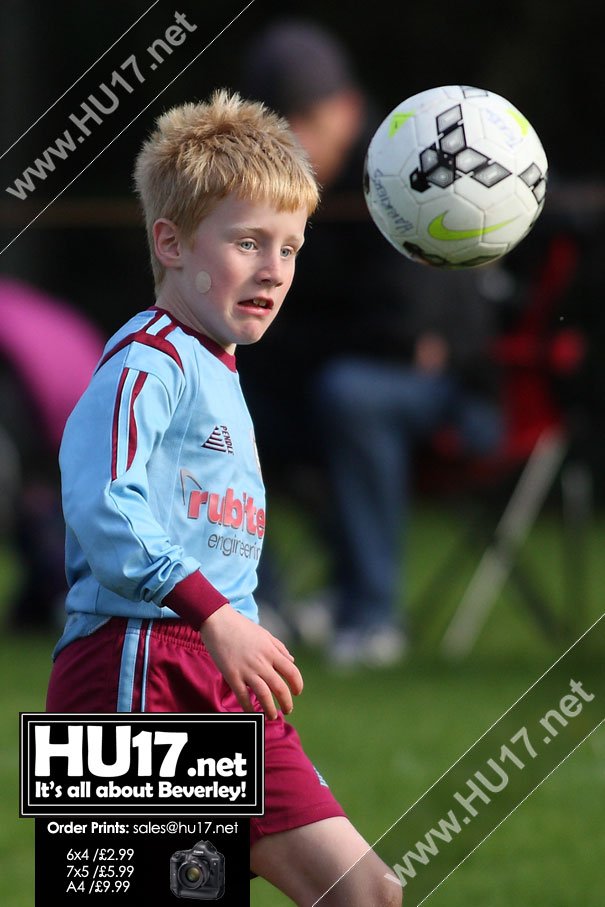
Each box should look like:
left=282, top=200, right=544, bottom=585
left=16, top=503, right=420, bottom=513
left=150, top=307, right=237, bottom=372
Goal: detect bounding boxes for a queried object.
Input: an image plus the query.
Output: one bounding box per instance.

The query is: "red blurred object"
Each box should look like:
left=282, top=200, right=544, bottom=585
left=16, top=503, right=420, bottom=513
left=487, top=232, right=582, bottom=468
left=420, top=232, right=583, bottom=489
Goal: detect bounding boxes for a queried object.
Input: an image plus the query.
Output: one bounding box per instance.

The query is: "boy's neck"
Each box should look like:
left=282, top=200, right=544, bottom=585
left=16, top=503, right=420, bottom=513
left=155, top=286, right=235, bottom=356
left=155, top=288, right=195, bottom=334
left=151, top=300, right=237, bottom=371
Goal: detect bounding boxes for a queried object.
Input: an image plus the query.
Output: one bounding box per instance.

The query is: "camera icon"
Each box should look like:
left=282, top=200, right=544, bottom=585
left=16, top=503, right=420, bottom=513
left=170, top=840, right=225, bottom=900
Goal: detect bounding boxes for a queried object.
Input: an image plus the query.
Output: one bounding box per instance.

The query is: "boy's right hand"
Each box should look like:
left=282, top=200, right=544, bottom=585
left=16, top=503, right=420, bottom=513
left=199, top=604, right=303, bottom=720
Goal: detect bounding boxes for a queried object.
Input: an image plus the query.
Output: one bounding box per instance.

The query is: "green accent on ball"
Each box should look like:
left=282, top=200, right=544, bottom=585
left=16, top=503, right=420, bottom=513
left=389, top=112, right=414, bottom=137
left=507, top=107, right=530, bottom=136
left=428, top=211, right=518, bottom=241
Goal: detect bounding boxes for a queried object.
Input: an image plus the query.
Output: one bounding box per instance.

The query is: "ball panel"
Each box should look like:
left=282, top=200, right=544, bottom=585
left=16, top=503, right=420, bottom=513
left=363, top=167, right=417, bottom=251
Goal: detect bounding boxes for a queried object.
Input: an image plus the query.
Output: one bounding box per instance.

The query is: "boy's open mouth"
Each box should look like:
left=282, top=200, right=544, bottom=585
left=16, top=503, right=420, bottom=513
left=238, top=297, right=274, bottom=310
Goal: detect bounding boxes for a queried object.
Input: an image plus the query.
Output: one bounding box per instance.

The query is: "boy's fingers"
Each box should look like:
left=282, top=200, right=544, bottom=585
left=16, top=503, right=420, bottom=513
left=249, top=676, right=278, bottom=720
left=230, top=679, right=255, bottom=714
left=266, top=673, right=294, bottom=716
left=272, top=636, right=296, bottom=661
left=276, top=655, right=304, bottom=695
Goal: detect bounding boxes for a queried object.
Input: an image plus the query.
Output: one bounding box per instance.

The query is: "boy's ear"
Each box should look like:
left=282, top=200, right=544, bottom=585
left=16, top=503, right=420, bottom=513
left=153, top=219, right=183, bottom=270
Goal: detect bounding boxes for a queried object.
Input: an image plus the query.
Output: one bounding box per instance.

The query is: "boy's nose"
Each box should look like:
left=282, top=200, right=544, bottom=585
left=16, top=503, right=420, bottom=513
left=256, top=256, right=284, bottom=286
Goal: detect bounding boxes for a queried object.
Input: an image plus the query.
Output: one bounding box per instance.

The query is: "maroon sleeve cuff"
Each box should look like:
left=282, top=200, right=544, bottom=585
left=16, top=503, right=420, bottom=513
left=163, top=571, right=229, bottom=627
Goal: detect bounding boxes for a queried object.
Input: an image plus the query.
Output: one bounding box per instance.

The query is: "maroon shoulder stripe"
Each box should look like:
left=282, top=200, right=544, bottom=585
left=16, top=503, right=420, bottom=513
left=96, top=314, right=183, bottom=373
left=111, top=368, right=129, bottom=481
left=126, top=372, right=148, bottom=472
left=157, top=323, right=178, bottom=339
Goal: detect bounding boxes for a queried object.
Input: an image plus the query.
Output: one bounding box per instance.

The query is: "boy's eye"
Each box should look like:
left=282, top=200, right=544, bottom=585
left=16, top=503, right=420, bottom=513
left=239, top=240, right=256, bottom=251
left=281, top=247, right=295, bottom=259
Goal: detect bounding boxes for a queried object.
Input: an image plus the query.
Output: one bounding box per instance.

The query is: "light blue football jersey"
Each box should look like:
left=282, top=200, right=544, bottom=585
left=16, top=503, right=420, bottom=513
left=54, top=307, right=265, bottom=656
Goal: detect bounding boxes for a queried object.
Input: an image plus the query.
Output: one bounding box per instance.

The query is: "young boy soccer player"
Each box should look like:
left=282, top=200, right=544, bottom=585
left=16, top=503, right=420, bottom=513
left=46, top=91, right=401, bottom=906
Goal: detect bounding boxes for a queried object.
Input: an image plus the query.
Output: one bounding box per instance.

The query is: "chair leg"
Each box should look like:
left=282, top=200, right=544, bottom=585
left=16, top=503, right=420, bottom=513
left=440, top=428, right=567, bottom=659
left=560, top=459, right=593, bottom=638
left=411, top=507, right=490, bottom=645
left=506, top=557, right=563, bottom=641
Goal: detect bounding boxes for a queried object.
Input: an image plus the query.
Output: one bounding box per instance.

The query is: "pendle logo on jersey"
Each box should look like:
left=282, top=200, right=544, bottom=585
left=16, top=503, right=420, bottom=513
left=180, top=470, right=265, bottom=539
left=202, top=424, right=235, bottom=455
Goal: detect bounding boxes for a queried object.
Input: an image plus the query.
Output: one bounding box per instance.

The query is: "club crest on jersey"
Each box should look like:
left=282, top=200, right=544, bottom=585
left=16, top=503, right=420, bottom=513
left=202, top=424, right=234, bottom=455
left=180, top=470, right=265, bottom=539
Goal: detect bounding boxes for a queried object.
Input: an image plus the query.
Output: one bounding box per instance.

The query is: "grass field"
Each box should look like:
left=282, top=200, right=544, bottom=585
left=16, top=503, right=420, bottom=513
left=2, top=499, right=604, bottom=905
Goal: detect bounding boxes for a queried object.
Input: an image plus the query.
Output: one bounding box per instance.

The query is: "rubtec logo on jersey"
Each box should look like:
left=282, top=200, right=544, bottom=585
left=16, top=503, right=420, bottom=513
left=180, top=471, right=265, bottom=539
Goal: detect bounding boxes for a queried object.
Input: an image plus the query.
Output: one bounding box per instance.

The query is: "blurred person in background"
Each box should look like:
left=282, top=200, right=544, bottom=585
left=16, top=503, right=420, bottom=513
left=0, top=278, right=104, bottom=632
left=238, top=18, right=504, bottom=668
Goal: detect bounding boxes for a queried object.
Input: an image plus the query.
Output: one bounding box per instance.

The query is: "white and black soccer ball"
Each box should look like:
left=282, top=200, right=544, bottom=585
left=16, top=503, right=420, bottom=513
left=363, top=85, right=547, bottom=268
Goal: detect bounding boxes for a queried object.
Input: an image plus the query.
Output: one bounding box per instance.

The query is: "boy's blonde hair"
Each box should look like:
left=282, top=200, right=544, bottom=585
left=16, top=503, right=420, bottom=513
left=134, top=89, right=320, bottom=289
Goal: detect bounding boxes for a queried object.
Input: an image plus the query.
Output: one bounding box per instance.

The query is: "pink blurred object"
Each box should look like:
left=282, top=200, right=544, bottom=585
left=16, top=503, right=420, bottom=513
left=0, top=278, right=105, bottom=450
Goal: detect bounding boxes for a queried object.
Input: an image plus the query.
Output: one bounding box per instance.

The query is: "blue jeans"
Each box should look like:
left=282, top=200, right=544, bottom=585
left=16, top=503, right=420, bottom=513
left=314, top=357, right=502, bottom=633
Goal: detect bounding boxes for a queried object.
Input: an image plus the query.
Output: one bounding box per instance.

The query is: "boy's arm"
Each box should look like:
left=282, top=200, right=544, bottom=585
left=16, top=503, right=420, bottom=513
left=61, top=364, right=219, bottom=617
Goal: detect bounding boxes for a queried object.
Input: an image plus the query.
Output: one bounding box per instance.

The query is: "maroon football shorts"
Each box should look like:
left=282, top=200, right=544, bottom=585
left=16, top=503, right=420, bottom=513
left=46, top=616, right=346, bottom=847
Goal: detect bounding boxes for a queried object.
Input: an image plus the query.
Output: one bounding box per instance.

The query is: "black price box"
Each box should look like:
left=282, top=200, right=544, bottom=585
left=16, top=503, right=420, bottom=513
left=36, top=815, right=250, bottom=905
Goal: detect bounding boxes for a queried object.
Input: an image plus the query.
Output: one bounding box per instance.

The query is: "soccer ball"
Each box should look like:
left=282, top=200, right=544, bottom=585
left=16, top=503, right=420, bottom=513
left=363, top=85, right=547, bottom=267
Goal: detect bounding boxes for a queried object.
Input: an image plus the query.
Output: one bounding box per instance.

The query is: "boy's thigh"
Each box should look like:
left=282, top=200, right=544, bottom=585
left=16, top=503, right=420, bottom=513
left=250, top=816, right=401, bottom=907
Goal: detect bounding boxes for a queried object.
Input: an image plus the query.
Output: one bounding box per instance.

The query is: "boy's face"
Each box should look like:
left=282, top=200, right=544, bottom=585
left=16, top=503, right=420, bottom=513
left=160, top=194, right=307, bottom=353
